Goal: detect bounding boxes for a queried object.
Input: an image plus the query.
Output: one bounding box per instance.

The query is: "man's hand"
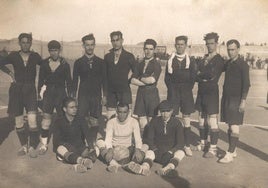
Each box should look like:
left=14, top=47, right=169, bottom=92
left=9, top=72, right=16, bottom=83
left=39, top=85, right=47, bottom=100
left=132, top=148, right=145, bottom=163
left=102, top=96, right=107, bottom=106
left=239, top=99, right=246, bottom=113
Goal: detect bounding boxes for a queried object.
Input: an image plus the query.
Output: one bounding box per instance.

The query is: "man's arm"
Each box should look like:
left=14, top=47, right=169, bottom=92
left=239, top=61, right=251, bottom=112
left=0, top=55, right=15, bottom=82
left=104, top=121, right=113, bottom=149
left=64, top=62, right=73, bottom=97
left=140, top=60, right=161, bottom=85
left=164, top=63, right=171, bottom=87
left=144, top=119, right=157, bottom=151
left=133, top=120, right=142, bottom=149
left=37, top=63, right=45, bottom=96
left=72, top=60, right=79, bottom=98
left=170, top=119, right=185, bottom=153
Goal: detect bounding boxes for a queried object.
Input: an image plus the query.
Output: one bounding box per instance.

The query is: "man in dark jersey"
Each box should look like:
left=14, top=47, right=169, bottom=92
left=73, top=34, right=107, bottom=146
left=38, top=40, right=73, bottom=155
left=0, top=33, right=42, bottom=158
left=195, top=32, right=225, bottom=158
left=124, top=100, right=185, bottom=178
left=165, top=36, right=197, bottom=156
left=104, top=31, right=136, bottom=119
left=53, top=97, right=97, bottom=173
left=131, top=39, right=161, bottom=136
left=219, top=40, right=250, bottom=163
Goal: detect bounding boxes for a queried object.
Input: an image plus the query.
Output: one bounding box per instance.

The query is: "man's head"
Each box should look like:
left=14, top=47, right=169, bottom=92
left=158, top=100, right=173, bottom=122
left=62, top=97, right=77, bottom=117
left=18, top=33, right=32, bottom=53
left=144, top=39, right=157, bottom=59
left=82, top=34, right=95, bottom=56
left=227, top=39, right=240, bottom=60
left=110, top=31, right=123, bottom=51
left=204, top=32, right=219, bottom=54
left=116, top=103, right=129, bottom=122
left=48, top=40, right=61, bottom=61
left=175, top=36, right=188, bottom=55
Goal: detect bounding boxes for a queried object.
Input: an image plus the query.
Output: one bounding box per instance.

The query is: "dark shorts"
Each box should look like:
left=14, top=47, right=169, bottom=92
left=8, top=82, right=37, bottom=116
left=107, top=89, right=132, bottom=108
left=78, top=93, right=102, bottom=118
left=221, top=95, right=244, bottom=125
left=134, top=86, right=160, bottom=117
left=195, top=87, right=219, bottom=117
left=169, top=83, right=195, bottom=115
left=42, top=86, right=67, bottom=115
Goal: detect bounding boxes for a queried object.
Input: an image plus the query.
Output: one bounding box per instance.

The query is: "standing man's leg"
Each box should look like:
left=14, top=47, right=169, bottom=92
left=27, top=111, right=39, bottom=158
left=39, top=113, right=51, bottom=154
left=204, top=114, right=219, bottom=158
left=183, top=114, right=192, bottom=156
left=15, top=115, right=28, bottom=155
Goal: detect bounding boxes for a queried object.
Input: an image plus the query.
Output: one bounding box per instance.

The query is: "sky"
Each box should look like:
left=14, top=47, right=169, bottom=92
left=0, top=0, right=267, bottom=44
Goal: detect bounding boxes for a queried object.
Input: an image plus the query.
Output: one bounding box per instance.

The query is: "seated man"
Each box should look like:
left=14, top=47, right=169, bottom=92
left=96, top=103, right=147, bottom=173
left=53, top=97, right=97, bottom=173
left=124, top=100, right=185, bottom=177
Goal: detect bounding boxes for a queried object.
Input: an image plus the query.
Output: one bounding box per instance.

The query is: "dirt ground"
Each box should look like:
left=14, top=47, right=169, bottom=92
left=0, top=69, right=267, bottom=188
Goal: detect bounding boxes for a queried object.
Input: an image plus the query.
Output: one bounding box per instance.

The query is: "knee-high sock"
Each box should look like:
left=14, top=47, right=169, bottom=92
left=29, top=127, right=39, bottom=149
left=64, top=152, right=80, bottom=164
left=40, top=128, right=49, bottom=145
left=210, top=129, right=219, bottom=146
left=184, top=127, right=191, bottom=147
left=228, top=133, right=239, bottom=153
left=16, top=127, right=28, bottom=146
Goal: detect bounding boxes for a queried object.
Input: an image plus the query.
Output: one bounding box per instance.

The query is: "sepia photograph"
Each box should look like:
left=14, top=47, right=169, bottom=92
left=0, top=0, right=267, bottom=187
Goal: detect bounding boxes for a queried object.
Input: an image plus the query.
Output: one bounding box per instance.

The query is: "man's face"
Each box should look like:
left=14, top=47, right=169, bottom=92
left=19, top=37, right=32, bottom=53
left=160, top=110, right=173, bottom=122
left=117, top=106, right=129, bottom=122
left=205, top=38, right=217, bottom=53
left=64, top=101, right=78, bottom=117
left=144, top=44, right=155, bottom=59
left=111, top=35, right=123, bottom=50
left=175, top=40, right=187, bottom=55
left=49, top=49, right=60, bottom=61
left=83, top=39, right=95, bottom=56
left=227, top=43, right=240, bottom=60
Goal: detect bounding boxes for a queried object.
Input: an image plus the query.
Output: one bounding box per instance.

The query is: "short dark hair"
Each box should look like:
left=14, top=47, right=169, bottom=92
left=175, top=36, right=188, bottom=44
left=82, top=33, right=95, bottom=43
left=18, top=33, right=32, bottom=42
left=117, top=103, right=129, bottom=110
left=110, top=31, right=123, bottom=39
left=48, top=40, right=61, bottom=50
left=204, top=32, right=219, bottom=43
left=62, top=97, right=76, bottom=109
left=144, top=39, right=157, bottom=49
left=227, top=39, right=240, bottom=48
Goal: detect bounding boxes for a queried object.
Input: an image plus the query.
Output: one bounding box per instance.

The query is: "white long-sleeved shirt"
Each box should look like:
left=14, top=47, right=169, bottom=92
left=105, top=115, right=142, bottom=149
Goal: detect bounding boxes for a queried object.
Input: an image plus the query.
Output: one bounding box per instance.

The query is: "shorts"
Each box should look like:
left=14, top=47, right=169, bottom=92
left=195, top=87, right=219, bottom=117
left=134, top=86, right=160, bottom=117
left=78, top=93, right=102, bottom=118
left=169, top=83, right=195, bottom=115
left=8, top=82, right=37, bottom=116
left=42, top=86, right=67, bottom=115
left=221, top=95, right=244, bottom=125
left=107, top=89, right=132, bottom=108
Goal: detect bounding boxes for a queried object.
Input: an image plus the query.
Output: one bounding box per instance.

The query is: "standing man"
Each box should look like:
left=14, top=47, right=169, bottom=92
left=38, top=40, right=73, bottom=154
left=195, top=32, right=225, bottom=158
left=219, top=40, right=250, bottom=163
left=124, top=100, right=185, bottom=177
left=95, top=103, right=146, bottom=173
left=0, top=33, right=42, bottom=158
left=105, top=31, right=136, bottom=119
left=131, top=39, right=161, bottom=136
left=53, top=97, right=97, bottom=173
left=165, top=36, right=197, bottom=156
left=73, top=33, right=107, bottom=139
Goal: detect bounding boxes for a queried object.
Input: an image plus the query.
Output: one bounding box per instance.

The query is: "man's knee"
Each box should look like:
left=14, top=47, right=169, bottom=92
left=27, top=111, right=37, bottom=129
left=145, top=150, right=155, bottom=161
left=173, top=150, right=185, bottom=161
left=230, top=125, right=240, bottom=134
left=182, top=114, right=191, bottom=127
left=57, top=145, right=68, bottom=156
left=42, top=113, right=52, bottom=130
left=208, top=115, right=218, bottom=129
left=139, top=116, right=148, bottom=129
left=106, top=108, right=116, bottom=119
left=15, top=115, right=24, bottom=128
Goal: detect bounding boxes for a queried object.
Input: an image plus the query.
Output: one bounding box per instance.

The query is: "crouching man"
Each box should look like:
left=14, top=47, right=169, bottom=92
left=96, top=103, right=147, bottom=173
left=53, top=97, right=97, bottom=173
left=124, top=100, right=185, bottom=178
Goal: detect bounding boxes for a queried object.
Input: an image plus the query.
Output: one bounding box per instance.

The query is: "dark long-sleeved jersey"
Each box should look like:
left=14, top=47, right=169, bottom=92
left=53, top=115, right=94, bottom=152
left=144, top=116, right=185, bottom=153
left=0, top=51, right=42, bottom=84
left=165, top=57, right=197, bottom=87
left=223, top=57, right=250, bottom=99
left=38, top=57, right=72, bottom=96
left=73, top=55, right=107, bottom=97
left=196, top=54, right=225, bottom=94
left=105, top=48, right=136, bottom=92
